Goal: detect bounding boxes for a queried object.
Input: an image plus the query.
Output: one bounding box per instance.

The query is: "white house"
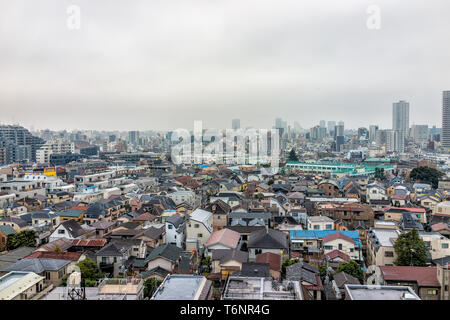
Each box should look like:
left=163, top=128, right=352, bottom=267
left=165, top=214, right=185, bottom=249
left=185, top=209, right=213, bottom=252
left=322, top=233, right=360, bottom=261
left=307, top=216, right=334, bottom=231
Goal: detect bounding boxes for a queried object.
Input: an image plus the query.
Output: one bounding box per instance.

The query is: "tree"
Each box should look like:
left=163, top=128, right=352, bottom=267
left=77, top=258, right=103, bottom=287
left=143, top=278, right=162, bottom=298
left=409, top=166, right=444, bottom=189
left=393, top=228, right=428, bottom=267
left=255, top=193, right=265, bottom=200
left=374, top=167, right=385, bottom=180
left=6, top=230, right=36, bottom=250
left=288, top=149, right=299, bottom=162
left=336, top=261, right=364, bottom=283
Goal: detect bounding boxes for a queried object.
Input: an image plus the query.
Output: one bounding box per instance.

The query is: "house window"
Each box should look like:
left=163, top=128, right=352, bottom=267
left=442, top=243, right=449, bottom=249
left=385, top=251, right=394, bottom=257
left=313, top=225, right=320, bottom=230
left=326, top=224, right=332, bottom=229
left=198, top=233, right=203, bottom=238
left=194, top=224, right=199, bottom=228
left=217, top=216, right=221, bottom=220
left=427, top=289, right=437, bottom=295
left=324, top=245, right=333, bottom=250
left=168, top=225, right=173, bottom=230
left=58, top=229, right=65, bottom=234
left=338, top=244, right=343, bottom=250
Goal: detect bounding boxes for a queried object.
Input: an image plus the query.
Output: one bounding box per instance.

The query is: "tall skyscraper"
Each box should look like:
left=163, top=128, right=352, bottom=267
left=327, top=121, right=336, bottom=136
left=443, top=91, right=450, bottom=148
left=319, top=120, right=326, bottom=128
left=232, top=119, right=240, bottom=130
left=369, top=125, right=379, bottom=143
left=128, top=131, right=140, bottom=144
left=410, top=125, right=429, bottom=145
left=393, top=100, right=410, bottom=138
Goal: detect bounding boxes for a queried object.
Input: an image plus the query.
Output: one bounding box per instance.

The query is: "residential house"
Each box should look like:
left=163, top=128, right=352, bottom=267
left=0, top=225, right=16, bottom=252
left=185, top=209, right=213, bottom=252
left=247, top=228, right=288, bottom=261
left=205, top=228, right=241, bottom=257
left=379, top=266, right=441, bottom=300
left=211, top=249, right=248, bottom=280
left=165, top=215, right=185, bottom=249
left=255, top=252, right=282, bottom=281
left=49, top=220, right=91, bottom=243
left=307, top=216, right=334, bottom=231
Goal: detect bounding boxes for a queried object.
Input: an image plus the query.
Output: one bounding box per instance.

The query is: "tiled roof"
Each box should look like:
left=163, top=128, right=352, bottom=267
left=205, top=228, right=240, bottom=249
left=322, top=233, right=355, bottom=244
left=380, top=266, right=440, bottom=287
left=24, top=251, right=82, bottom=261
left=255, top=252, right=281, bottom=271
left=325, top=250, right=351, bottom=262
left=71, top=239, right=107, bottom=247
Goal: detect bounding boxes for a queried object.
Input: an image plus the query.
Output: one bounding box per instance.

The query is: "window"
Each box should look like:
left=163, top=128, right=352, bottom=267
left=168, top=225, right=173, bottom=230
left=385, top=251, right=394, bottom=257
left=217, top=216, right=221, bottom=220
left=314, top=225, right=320, bottom=230
left=442, top=243, right=449, bottom=249
left=427, top=289, right=437, bottom=295
left=324, top=245, right=333, bottom=250
left=326, top=224, right=332, bottom=229
left=338, top=244, right=343, bottom=250
left=198, top=233, right=203, bottom=238
left=194, top=224, right=199, bottom=228
left=58, top=229, right=65, bottom=234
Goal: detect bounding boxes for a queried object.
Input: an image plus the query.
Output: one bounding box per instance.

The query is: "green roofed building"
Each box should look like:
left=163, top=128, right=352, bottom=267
left=286, top=161, right=394, bottom=178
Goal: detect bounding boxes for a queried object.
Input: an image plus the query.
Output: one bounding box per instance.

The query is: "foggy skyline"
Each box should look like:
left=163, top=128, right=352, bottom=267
left=1, top=0, right=449, bottom=131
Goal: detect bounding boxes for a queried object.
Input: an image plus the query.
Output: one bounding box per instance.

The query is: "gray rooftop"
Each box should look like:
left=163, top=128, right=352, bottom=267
left=151, top=275, right=208, bottom=300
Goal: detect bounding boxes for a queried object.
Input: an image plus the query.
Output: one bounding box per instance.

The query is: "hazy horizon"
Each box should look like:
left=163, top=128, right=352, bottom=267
left=1, top=0, right=449, bottom=131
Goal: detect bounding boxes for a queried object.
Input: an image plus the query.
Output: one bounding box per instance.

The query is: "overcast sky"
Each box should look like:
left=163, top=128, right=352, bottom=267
left=0, top=0, right=449, bottom=132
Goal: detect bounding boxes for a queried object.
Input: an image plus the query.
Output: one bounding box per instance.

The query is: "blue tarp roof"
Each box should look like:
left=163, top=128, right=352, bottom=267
left=289, top=230, right=362, bottom=246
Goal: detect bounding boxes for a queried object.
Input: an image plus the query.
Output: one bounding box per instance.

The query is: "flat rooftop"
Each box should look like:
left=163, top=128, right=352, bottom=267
left=345, top=285, right=420, bottom=300
left=151, top=275, right=208, bottom=300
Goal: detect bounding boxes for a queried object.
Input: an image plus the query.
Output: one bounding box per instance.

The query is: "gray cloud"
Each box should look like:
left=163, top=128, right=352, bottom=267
left=0, top=0, right=449, bottom=131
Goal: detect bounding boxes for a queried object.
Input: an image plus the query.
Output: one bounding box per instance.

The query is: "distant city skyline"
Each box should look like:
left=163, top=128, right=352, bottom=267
left=1, top=1, right=449, bottom=131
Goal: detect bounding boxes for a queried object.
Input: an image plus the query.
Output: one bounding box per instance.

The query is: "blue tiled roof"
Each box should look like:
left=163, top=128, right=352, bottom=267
left=289, top=230, right=362, bottom=246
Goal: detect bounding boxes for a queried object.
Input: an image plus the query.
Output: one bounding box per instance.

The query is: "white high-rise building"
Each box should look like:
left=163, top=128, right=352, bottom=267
left=410, top=125, right=429, bottom=145
left=443, top=91, right=450, bottom=148
left=36, top=139, right=75, bottom=163
left=369, top=125, right=379, bottom=143
left=393, top=100, right=410, bottom=138
left=386, top=130, right=404, bottom=153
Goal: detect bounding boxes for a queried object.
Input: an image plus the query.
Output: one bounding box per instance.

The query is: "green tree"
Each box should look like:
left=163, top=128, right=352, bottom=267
left=255, top=193, right=265, bottom=200
left=143, top=278, right=162, bottom=298
left=374, top=167, right=385, bottom=180
left=6, top=230, right=36, bottom=250
left=288, top=149, right=299, bottom=162
left=336, top=261, right=364, bottom=283
left=393, top=228, right=428, bottom=266
left=409, top=166, right=444, bottom=189
left=77, top=258, right=103, bottom=287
